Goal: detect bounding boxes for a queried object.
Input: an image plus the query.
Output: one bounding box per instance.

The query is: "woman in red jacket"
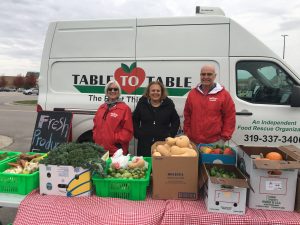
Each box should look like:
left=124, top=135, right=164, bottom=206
left=184, top=64, right=236, bottom=146
left=93, top=80, right=133, bottom=156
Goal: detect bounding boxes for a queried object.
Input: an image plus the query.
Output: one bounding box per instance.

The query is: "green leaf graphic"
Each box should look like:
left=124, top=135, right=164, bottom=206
left=121, top=63, right=130, bottom=73
left=129, top=62, right=137, bottom=72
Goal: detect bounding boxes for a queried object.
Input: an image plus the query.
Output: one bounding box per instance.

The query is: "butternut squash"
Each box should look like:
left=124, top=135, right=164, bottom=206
left=172, top=148, right=197, bottom=157
left=170, top=146, right=186, bottom=155
left=152, top=152, right=162, bottom=157
left=164, top=143, right=171, bottom=150
left=156, top=144, right=171, bottom=156
left=175, top=135, right=190, bottom=148
left=166, top=137, right=176, bottom=146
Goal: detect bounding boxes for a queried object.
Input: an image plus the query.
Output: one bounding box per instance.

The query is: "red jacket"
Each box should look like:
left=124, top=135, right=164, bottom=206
left=93, top=102, right=133, bottom=156
left=183, top=83, right=236, bottom=144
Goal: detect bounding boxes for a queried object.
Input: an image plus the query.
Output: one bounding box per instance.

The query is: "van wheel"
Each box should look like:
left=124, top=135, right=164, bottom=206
left=77, top=130, right=93, bottom=143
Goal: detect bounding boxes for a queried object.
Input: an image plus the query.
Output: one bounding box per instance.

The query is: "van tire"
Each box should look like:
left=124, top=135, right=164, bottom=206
left=77, top=130, right=93, bottom=143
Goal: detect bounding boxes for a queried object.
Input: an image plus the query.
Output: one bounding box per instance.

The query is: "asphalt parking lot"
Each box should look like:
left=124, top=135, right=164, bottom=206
left=0, top=92, right=37, bottom=225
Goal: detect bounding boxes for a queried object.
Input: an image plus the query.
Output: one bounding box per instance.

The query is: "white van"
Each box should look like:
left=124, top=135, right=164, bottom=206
left=38, top=7, right=300, bottom=149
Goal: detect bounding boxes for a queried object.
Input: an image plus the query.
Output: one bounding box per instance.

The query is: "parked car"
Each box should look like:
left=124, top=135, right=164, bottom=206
left=17, top=88, right=25, bottom=92
left=9, top=87, right=16, bottom=92
left=23, top=88, right=39, bottom=95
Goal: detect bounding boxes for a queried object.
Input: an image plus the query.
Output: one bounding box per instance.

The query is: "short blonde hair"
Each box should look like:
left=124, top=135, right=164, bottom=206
left=104, top=80, right=122, bottom=96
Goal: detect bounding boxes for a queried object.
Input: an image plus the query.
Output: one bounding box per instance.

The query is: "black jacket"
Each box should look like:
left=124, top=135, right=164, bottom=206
left=132, top=96, right=180, bottom=156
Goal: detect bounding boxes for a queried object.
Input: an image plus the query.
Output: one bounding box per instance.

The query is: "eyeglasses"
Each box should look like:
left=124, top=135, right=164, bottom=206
left=200, top=73, right=215, bottom=77
left=108, top=88, right=119, bottom=92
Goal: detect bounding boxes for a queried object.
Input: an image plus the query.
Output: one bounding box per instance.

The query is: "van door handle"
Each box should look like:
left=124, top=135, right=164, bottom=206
left=236, top=111, right=253, bottom=116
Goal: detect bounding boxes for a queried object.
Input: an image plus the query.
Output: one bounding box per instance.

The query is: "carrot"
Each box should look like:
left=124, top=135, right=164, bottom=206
left=8, top=162, right=20, bottom=167
left=19, top=159, right=27, bottom=168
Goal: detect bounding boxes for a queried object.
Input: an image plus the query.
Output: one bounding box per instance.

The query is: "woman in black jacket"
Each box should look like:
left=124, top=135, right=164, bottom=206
left=133, top=81, right=180, bottom=156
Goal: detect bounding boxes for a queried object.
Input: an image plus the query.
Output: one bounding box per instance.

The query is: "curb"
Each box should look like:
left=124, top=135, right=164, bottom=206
left=0, top=135, right=13, bottom=149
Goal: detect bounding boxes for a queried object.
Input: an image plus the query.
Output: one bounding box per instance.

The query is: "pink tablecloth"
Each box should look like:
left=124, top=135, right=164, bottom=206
left=14, top=190, right=300, bottom=225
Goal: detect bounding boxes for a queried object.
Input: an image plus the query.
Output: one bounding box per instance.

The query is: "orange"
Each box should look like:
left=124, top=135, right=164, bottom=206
left=265, top=152, right=283, bottom=160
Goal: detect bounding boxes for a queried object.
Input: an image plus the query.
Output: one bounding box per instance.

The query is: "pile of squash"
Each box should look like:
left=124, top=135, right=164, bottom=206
left=152, top=135, right=197, bottom=157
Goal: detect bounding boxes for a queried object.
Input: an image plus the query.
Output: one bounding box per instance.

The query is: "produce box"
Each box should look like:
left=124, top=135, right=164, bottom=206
left=0, top=152, right=44, bottom=195
left=0, top=150, right=21, bottom=165
left=238, top=145, right=300, bottom=211
left=39, top=164, right=91, bottom=197
left=152, top=141, right=198, bottom=200
left=199, top=163, right=250, bottom=215
left=198, top=144, right=236, bottom=165
left=92, top=157, right=151, bottom=201
left=296, top=175, right=300, bottom=212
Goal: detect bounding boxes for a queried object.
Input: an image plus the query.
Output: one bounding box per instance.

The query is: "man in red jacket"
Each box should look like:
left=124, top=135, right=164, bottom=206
left=183, top=64, right=236, bottom=145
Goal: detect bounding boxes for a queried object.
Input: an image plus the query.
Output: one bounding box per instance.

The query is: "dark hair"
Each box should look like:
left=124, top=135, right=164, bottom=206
left=143, top=81, right=168, bottom=100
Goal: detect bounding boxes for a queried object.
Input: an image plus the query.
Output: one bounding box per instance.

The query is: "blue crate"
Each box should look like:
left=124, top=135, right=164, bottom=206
left=197, top=144, right=236, bottom=165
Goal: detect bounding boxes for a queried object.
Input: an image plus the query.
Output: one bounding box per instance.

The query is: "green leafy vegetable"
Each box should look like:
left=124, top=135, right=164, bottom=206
left=40, top=142, right=107, bottom=177
left=209, top=166, right=237, bottom=179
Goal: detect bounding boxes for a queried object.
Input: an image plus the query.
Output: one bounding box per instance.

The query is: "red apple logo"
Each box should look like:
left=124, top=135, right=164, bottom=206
left=114, top=62, right=145, bottom=94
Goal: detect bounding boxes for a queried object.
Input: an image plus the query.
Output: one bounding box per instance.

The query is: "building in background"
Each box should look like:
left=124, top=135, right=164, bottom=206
left=0, top=72, right=39, bottom=90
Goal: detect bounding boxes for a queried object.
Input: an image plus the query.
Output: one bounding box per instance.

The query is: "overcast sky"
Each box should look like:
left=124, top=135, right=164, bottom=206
left=1, top=0, right=300, bottom=76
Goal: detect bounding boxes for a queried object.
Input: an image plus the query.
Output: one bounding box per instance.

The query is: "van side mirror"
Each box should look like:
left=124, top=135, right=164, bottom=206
left=290, top=85, right=300, bottom=107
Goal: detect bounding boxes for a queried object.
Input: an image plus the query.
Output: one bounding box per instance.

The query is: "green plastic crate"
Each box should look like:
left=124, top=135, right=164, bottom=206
left=0, top=152, right=45, bottom=195
left=92, top=157, right=152, bottom=201
left=0, top=150, right=21, bottom=165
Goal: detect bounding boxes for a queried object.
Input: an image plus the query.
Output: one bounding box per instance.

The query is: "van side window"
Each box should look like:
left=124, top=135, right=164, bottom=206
left=236, top=61, right=296, bottom=105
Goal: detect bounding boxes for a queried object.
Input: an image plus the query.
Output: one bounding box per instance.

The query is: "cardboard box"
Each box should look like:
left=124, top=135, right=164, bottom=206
left=295, top=175, right=300, bottom=212
left=199, top=164, right=250, bottom=215
left=198, top=144, right=237, bottom=165
left=238, top=145, right=300, bottom=211
left=152, top=141, right=199, bottom=200
left=288, top=145, right=300, bottom=212
left=39, top=164, right=91, bottom=197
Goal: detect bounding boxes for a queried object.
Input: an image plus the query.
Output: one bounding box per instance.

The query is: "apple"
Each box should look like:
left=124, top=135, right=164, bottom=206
left=114, top=62, right=145, bottom=94
left=200, top=146, right=212, bottom=154
left=211, top=148, right=222, bottom=154
left=223, top=147, right=234, bottom=155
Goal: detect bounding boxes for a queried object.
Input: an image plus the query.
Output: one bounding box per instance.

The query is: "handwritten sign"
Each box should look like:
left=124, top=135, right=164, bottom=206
left=30, top=111, right=73, bottom=153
